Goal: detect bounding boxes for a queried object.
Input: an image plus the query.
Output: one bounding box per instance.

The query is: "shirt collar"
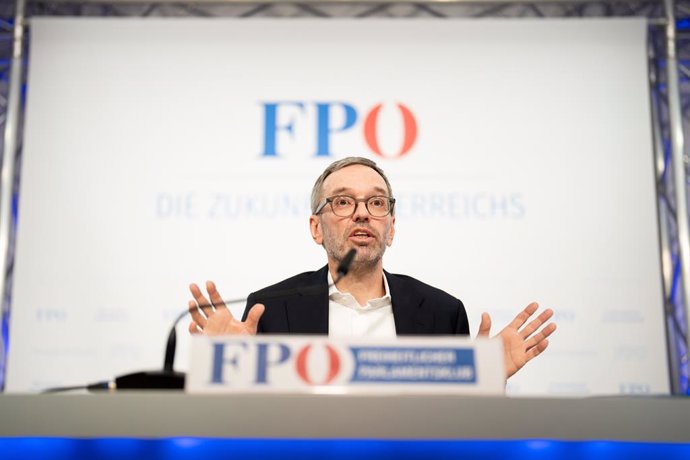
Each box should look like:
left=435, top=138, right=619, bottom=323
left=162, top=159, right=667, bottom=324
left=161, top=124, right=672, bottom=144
left=327, top=269, right=391, bottom=310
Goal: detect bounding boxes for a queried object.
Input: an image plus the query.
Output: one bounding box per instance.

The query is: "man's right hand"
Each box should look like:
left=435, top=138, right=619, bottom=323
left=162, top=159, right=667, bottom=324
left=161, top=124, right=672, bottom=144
left=188, top=281, right=265, bottom=336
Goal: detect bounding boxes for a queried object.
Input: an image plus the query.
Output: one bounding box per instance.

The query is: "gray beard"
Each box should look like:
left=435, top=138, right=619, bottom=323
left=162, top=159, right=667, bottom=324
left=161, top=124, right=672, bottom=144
left=322, top=234, right=387, bottom=274
left=328, top=245, right=382, bottom=275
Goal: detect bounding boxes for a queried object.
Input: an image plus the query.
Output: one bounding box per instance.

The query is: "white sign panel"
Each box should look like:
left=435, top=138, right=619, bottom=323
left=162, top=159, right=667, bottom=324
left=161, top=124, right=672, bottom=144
left=6, top=18, right=667, bottom=396
left=187, top=336, right=505, bottom=395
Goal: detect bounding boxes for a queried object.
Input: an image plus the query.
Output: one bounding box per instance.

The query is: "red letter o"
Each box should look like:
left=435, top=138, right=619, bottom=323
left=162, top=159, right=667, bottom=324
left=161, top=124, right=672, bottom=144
left=295, top=344, right=341, bottom=385
left=363, top=103, right=418, bottom=158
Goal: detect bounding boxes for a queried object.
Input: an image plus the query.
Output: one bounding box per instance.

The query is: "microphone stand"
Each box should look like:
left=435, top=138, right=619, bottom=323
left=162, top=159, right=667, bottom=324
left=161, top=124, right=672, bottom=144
left=103, top=249, right=358, bottom=391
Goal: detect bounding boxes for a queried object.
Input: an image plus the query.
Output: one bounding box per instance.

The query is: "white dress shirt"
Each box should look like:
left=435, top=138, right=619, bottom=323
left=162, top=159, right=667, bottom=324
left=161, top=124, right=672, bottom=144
left=327, top=271, right=397, bottom=338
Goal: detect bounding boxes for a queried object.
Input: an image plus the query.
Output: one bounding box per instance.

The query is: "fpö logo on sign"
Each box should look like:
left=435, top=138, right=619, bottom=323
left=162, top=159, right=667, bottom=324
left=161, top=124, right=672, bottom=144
left=260, top=101, right=418, bottom=158
left=187, top=336, right=505, bottom=394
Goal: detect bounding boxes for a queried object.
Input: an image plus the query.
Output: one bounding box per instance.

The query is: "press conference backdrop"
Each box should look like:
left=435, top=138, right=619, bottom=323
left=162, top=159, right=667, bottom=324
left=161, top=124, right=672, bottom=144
left=5, top=18, right=667, bottom=395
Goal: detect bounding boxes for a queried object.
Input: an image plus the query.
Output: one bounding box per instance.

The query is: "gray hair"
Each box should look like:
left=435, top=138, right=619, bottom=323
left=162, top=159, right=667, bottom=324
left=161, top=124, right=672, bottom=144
left=310, top=156, right=394, bottom=215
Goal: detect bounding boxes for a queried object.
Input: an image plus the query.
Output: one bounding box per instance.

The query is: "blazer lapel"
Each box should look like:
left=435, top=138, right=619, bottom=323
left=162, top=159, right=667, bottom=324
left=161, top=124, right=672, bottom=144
left=285, top=265, right=330, bottom=334
left=386, top=271, right=435, bottom=335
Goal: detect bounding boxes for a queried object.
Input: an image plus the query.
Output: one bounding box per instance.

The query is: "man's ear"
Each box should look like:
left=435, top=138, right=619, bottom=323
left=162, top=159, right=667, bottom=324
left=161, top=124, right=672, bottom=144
left=310, top=215, right=324, bottom=245
left=386, top=216, right=395, bottom=247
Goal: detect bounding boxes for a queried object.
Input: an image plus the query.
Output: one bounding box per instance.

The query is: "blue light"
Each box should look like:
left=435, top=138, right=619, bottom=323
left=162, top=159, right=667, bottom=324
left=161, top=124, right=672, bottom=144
left=0, top=297, right=7, bottom=391
left=0, top=439, right=689, bottom=460
left=677, top=19, right=690, bottom=30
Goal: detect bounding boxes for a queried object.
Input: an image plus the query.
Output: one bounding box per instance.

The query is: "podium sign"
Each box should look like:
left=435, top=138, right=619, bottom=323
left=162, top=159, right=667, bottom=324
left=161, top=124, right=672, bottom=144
left=187, top=336, right=505, bottom=395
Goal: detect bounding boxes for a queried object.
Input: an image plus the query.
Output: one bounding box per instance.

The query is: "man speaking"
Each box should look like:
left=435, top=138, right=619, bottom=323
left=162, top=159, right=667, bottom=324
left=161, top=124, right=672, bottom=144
left=188, top=156, right=556, bottom=378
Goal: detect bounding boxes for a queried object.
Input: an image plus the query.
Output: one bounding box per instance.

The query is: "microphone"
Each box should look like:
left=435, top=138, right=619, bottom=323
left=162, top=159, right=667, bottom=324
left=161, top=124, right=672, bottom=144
left=172, top=247, right=357, bottom=325
left=337, top=247, right=357, bottom=278
left=101, top=249, right=358, bottom=391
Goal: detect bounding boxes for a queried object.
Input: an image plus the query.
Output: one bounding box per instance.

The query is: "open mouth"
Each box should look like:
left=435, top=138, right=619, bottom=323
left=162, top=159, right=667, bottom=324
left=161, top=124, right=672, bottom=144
left=349, top=228, right=374, bottom=241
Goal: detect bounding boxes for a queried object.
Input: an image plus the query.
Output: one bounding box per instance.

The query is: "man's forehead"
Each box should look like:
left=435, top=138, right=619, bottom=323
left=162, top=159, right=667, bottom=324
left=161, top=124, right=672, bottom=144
left=322, top=165, right=389, bottom=195
left=328, top=185, right=389, bottom=196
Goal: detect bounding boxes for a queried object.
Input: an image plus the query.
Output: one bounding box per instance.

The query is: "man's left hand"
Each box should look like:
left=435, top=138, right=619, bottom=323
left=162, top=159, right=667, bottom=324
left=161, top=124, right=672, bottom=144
left=477, top=302, right=557, bottom=379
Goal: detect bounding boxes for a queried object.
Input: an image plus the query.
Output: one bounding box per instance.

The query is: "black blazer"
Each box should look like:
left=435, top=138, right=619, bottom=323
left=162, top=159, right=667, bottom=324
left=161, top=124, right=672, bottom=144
left=243, top=265, right=469, bottom=336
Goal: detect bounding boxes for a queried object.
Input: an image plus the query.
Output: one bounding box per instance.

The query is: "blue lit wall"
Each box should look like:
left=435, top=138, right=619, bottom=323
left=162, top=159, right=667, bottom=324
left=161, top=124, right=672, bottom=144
left=0, top=439, right=689, bottom=460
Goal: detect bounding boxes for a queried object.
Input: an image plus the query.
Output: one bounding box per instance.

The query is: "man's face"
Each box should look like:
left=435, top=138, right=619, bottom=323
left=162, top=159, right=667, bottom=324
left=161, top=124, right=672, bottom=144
left=310, top=164, right=395, bottom=270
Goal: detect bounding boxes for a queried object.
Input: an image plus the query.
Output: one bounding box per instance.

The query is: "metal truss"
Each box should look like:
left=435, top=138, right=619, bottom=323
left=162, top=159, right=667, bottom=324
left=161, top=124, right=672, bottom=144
left=0, top=0, right=689, bottom=394
left=6, top=1, right=671, bottom=19
left=650, top=15, right=690, bottom=394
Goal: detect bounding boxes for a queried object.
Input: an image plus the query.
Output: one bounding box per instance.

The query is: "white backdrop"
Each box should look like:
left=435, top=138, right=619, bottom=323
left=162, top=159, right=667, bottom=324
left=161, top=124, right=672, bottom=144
left=6, top=18, right=668, bottom=395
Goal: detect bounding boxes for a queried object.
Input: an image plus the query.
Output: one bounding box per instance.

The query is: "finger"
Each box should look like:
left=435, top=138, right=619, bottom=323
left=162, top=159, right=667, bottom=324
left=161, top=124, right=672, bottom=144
left=519, top=308, right=554, bottom=339
left=476, top=312, right=492, bottom=337
left=508, top=302, right=539, bottom=330
left=525, top=339, right=550, bottom=362
left=190, top=283, right=214, bottom=315
left=188, top=299, right=207, bottom=329
left=244, top=303, right=265, bottom=334
left=524, top=322, right=557, bottom=350
left=206, top=280, right=230, bottom=312
left=188, top=321, right=202, bottom=335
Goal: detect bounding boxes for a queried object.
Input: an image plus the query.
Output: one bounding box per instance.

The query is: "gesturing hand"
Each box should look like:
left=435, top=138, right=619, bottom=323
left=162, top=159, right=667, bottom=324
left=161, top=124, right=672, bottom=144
left=188, top=281, right=265, bottom=336
left=477, top=302, right=557, bottom=379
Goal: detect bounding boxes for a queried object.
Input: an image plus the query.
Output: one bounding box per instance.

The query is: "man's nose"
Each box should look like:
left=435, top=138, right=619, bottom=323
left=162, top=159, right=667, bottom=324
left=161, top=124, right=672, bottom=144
left=352, top=200, right=369, bottom=221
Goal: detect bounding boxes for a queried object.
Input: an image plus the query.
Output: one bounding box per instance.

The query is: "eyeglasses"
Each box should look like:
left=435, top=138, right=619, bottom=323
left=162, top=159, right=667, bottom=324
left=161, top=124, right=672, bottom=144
left=315, top=195, right=396, bottom=218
